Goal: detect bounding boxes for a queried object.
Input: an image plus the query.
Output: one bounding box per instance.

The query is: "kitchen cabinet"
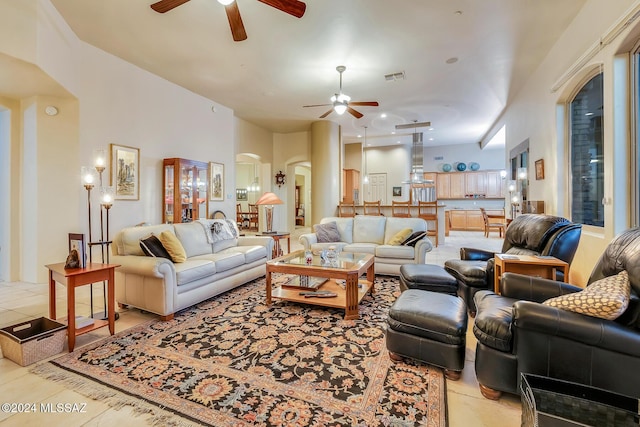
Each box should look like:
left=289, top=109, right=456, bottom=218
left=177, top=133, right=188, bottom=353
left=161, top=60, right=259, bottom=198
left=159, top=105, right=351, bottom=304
left=437, top=174, right=450, bottom=199
left=343, top=169, right=360, bottom=204
left=465, top=172, right=486, bottom=196
left=485, top=171, right=505, bottom=198
left=436, top=170, right=506, bottom=199
left=448, top=209, right=503, bottom=231
left=163, top=158, right=209, bottom=224
left=449, top=173, right=466, bottom=198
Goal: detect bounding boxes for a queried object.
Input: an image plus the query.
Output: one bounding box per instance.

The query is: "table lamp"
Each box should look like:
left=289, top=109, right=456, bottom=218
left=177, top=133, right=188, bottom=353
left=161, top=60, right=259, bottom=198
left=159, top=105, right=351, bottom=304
left=255, top=192, right=283, bottom=234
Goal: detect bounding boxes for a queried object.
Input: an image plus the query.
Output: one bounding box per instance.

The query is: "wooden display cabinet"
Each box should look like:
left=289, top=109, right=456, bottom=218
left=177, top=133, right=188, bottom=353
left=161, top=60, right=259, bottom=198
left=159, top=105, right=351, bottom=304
left=163, top=158, right=209, bottom=224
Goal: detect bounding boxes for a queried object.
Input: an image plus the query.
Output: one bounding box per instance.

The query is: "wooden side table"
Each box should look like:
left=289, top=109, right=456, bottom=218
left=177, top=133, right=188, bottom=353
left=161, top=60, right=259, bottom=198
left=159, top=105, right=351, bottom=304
left=494, top=254, right=569, bottom=294
left=259, top=232, right=291, bottom=258
left=46, top=262, right=120, bottom=352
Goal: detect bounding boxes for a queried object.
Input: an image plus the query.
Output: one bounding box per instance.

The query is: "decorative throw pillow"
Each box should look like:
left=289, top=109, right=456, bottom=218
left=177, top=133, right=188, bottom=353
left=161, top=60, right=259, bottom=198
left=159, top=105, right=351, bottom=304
left=387, top=228, right=413, bottom=245
left=139, top=234, right=172, bottom=259
left=402, top=231, right=427, bottom=247
left=158, top=231, right=187, bottom=263
left=314, top=222, right=341, bottom=243
left=543, top=270, right=630, bottom=320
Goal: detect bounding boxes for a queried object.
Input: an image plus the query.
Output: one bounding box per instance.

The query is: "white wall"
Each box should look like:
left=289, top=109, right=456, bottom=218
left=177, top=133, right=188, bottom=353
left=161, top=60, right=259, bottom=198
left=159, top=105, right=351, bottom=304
left=488, top=0, right=639, bottom=284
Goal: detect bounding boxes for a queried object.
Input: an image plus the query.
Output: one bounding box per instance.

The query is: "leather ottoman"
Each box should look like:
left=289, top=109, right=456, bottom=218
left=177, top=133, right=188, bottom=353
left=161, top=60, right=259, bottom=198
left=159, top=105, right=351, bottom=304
left=386, top=289, right=468, bottom=380
left=399, top=264, right=458, bottom=295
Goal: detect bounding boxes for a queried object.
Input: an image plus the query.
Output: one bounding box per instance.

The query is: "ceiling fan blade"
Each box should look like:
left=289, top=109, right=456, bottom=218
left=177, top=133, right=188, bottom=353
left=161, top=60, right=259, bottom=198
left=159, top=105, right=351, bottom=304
left=319, top=109, right=334, bottom=118
left=257, top=0, right=306, bottom=18
left=349, top=101, right=379, bottom=107
left=150, top=0, right=191, bottom=13
left=303, top=103, right=332, bottom=108
left=224, top=2, right=247, bottom=42
left=347, top=107, right=364, bottom=119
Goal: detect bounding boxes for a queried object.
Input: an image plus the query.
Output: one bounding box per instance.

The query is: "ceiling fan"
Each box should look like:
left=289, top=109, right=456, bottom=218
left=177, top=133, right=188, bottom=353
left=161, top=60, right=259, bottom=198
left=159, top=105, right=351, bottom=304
left=303, top=66, right=379, bottom=119
left=150, top=0, right=306, bottom=42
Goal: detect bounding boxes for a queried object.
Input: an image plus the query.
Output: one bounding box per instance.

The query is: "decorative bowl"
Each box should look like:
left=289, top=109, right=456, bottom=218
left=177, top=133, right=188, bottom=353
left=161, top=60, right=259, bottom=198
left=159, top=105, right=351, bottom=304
left=442, top=163, right=452, bottom=172
left=456, top=162, right=467, bottom=171
left=469, top=162, right=480, bottom=171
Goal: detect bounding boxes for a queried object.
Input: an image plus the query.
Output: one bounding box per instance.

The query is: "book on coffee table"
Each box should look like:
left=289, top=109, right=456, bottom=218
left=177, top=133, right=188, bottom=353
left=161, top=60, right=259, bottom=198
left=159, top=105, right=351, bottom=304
left=274, top=274, right=328, bottom=290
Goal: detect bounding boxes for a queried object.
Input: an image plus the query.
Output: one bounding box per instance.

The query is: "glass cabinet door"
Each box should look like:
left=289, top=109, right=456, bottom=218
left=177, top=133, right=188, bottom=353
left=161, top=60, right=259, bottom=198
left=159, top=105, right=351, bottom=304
left=181, top=165, right=194, bottom=222
left=163, top=164, right=175, bottom=223
left=196, top=166, right=208, bottom=220
left=163, top=158, right=210, bottom=224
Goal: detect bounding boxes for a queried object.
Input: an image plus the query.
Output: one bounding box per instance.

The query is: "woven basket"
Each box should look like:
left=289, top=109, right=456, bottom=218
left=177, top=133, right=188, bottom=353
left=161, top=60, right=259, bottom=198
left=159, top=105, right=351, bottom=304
left=0, top=318, right=67, bottom=366
left=521, top=373, right=640, bottom=427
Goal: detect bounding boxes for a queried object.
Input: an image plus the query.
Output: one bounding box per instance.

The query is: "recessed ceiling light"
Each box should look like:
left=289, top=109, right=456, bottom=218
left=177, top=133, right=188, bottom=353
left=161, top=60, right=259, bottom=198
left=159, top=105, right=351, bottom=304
left=357, top=134, right=362, bottom=138
left=446, top=57, right=458, bottom=64
left=428, top=138, right=434, bottom=141
left=454, top=10, right=463, bottom=15
left=428, top=127, right=434, bottom=131
left=397, top=141, right=401, bottom=144
left=381, top=113, right=387, bottom=118
left=391, top=131, right=396, bottom=135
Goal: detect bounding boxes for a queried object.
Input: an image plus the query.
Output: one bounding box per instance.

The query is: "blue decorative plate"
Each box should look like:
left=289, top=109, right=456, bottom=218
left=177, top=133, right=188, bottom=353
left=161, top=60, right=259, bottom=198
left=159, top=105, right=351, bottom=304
left=456, top=162, right=467, bottom=171
left=442, top=163, right=452, bottom=172
left=469, top=162, right=480, bottom=171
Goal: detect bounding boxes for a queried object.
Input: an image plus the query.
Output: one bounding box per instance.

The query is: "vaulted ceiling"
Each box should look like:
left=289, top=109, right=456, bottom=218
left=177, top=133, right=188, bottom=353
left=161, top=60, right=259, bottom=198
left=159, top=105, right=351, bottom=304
left=45, top=0, right=586, bottom=147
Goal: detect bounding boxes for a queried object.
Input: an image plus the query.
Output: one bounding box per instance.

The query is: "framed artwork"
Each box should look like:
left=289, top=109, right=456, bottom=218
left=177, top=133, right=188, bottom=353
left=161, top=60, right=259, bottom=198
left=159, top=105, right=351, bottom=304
left=535, top=159, right=545, bottom=180
left=110, top=144, right=140, bottom=200
left=210, top=162, right=224, bottom=201
left=236, top=188, right=248, bottom=201
left=68, top=233, right=86, bottom=268
left=393, top=186, right=402, bottom=197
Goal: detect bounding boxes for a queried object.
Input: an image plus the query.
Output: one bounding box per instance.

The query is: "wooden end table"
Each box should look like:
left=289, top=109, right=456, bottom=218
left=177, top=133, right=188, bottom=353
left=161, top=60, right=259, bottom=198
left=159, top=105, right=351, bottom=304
left=259, top=231, right=291, bottom=258
left=493, top=254, right=569, bottom=293
left=46, top=262, right=119, bottom=352
left=266, top=250, right=374, bottom=320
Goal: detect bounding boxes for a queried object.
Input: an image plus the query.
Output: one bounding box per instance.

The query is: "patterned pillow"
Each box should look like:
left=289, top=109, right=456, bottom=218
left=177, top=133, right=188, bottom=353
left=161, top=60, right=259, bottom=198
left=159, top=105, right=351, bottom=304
left=402, top=231, right=427, bottom=247
left=543, top=270, right=630, bottom=320
left=314, top=222, right=341, bottom=243
left=139, top=234, right=171, bottom=259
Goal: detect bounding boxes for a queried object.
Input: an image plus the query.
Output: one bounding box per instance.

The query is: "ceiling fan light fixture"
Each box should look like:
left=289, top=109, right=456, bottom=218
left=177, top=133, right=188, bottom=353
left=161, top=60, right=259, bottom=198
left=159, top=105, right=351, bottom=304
left=333, top=101, right=348, bottom=115
left=217, top=0, right=235, bottom=5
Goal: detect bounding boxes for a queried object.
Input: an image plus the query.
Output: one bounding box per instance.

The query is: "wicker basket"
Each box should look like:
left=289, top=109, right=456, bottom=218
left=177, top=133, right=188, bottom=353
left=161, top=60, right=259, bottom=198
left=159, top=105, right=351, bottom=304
left=521, top=373, right=640, bottom=427
left=0, top=318, right=67, bottom=366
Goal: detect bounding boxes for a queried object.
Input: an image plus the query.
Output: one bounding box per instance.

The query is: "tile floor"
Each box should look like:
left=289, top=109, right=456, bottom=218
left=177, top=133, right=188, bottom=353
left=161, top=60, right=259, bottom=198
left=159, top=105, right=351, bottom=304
left=0, top=229, right=521, bottom=426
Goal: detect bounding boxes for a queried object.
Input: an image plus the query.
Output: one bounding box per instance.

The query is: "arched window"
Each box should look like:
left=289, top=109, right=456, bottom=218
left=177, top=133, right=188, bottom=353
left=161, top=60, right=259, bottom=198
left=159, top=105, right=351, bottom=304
left=569, top=72, right=604, bottom=227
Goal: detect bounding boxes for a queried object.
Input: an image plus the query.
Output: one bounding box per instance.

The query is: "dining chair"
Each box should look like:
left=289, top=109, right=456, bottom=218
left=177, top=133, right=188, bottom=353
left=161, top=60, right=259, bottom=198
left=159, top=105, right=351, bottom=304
left=391, top=200, right=411, bottom=218
left=480, top=207, right=505, bottom=238
left=248, top=204, right=259, bottom=231
left=418, top=200, right=438, bottom=247
left=363, top=200, right=382, bottom=216
left=338, top=201, right=356, bottom=217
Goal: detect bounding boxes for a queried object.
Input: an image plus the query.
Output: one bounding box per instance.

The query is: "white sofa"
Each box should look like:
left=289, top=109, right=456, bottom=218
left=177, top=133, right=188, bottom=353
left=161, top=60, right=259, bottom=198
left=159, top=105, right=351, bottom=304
left=299, top=216, right=432, bottom=276
left=111, top=220, right=274, bottom=320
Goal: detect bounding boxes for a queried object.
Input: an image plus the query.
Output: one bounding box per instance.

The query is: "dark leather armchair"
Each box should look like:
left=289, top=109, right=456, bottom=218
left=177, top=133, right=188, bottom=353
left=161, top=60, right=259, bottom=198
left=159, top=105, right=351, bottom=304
left=444, top=214, right=582, bottom=315
left=473, top=227, right=640, bottom=400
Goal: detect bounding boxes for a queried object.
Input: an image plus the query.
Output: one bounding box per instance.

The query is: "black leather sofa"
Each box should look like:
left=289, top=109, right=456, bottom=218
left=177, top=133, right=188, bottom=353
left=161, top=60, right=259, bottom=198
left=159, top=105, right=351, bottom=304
left=472, top=227, right=640, bottom=400
left=444, top=214, right=582, bottom=315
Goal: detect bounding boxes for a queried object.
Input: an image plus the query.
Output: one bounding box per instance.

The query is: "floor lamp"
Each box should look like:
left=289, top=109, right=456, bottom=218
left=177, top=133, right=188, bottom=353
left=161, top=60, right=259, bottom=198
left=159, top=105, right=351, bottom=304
left=255, top=192, right=283, bottom=234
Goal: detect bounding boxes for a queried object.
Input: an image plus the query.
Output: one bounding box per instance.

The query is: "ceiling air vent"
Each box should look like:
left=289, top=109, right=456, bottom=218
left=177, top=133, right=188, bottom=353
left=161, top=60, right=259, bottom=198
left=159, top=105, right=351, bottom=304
left=385, top=71, right=405, bottom=81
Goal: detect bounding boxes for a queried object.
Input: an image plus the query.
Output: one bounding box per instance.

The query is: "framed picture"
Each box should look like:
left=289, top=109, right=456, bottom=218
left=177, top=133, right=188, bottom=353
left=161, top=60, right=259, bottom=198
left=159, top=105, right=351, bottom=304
left=393, top=186, right=402, bottom=197
left=110, top=144, right=140, bottom=200
left=210, top=162, right=224, bottom=201
left=535, top=159, right=545, bottom=180
left=68, top=233, right=86, bottom=268
left=236, top=188, right=248, bottom=201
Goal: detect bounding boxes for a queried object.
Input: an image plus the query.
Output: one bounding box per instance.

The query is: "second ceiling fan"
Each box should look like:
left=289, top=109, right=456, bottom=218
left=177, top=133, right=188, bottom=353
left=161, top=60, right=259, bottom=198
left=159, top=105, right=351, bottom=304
left=304, top=66, right=379, bottom=119
left=150, top=0, right=306, bottom=42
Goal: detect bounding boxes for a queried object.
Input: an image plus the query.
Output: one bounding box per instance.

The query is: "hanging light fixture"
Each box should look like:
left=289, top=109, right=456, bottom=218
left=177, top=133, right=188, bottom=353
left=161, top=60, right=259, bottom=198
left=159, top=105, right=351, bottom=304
left=401, top=131, right=426, bottom=184
left=363, top=126, right=369, bottom=185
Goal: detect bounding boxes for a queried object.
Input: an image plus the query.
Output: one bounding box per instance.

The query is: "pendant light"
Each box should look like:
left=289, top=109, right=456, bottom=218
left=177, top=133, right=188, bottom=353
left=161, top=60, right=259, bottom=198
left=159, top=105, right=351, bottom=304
left=363, top=126, right=369, bottom=185
left=401, top=131, right=426, bottom=184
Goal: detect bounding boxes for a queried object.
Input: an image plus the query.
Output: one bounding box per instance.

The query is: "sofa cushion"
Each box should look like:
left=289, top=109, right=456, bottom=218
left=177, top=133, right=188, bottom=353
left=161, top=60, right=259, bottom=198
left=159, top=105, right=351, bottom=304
left=384, top=217, right=427, bottom=244
left=210, top=252, right=246, bottom=272
left=314, top=221, right=341, bottom=243
left=402, top=231, right=427, bottom=247
left=353, top=215, right=386, bottom=244
left=119, top=224, right=174, bottom=256
left=473, top=291, right=517, bottom=352
left=375, top=245, right=415, bottom=259
left=387, top=228, right=413, bottom=245
left=174, top=259, right=216, bottom=285
left=159, top=230, right=187, bottom=263
left=226, top=245, right=268, bottom=264
left=320, top=217, right=354, bottom=244
left=342, top=243, right=377, bottom=255
left=139, top=234, right=172, bottom=259
left=543, top=270, right=631, bottom=320
left=174, top=222, right=212, bottom=257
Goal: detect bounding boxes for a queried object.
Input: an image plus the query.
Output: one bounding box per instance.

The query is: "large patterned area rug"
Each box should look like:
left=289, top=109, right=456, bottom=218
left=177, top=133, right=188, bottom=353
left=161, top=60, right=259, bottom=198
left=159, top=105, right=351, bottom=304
left=32, top=276, right=447, bottom=426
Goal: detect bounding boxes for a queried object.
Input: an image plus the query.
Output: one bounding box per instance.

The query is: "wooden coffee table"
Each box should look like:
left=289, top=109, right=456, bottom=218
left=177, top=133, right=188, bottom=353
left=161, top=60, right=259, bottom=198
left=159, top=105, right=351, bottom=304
left=266, top=250, right=375, bottom=320
left=494, top=254, right=569, bottom=293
